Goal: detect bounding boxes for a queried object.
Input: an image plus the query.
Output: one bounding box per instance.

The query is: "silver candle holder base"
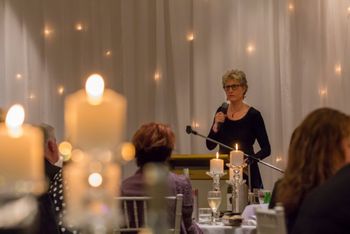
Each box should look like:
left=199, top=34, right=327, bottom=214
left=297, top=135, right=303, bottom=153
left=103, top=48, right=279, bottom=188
left=226, top=163, right=247, bottom=213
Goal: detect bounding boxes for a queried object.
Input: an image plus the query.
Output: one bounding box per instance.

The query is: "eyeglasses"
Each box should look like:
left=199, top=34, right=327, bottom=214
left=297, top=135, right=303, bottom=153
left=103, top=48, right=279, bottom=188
left=224, top=84, right=241, bottom=91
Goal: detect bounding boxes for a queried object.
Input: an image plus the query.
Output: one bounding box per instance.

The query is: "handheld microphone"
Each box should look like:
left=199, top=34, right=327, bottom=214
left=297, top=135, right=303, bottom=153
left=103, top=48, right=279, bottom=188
left=220, top=102, right=229, bottom=114
left=217, top=102, right=229, bottom=131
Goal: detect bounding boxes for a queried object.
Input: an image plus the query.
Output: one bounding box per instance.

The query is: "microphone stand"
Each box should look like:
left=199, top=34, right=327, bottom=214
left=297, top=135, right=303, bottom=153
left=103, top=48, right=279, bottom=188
left=185, top=125, right=284, bottom=173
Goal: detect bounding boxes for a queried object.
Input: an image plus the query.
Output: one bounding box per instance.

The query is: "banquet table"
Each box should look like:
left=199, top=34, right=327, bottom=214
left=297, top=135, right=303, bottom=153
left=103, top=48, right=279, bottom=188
left=198, top=204, right=268, bottom=234
left=198, top=223, right=256, bottom=234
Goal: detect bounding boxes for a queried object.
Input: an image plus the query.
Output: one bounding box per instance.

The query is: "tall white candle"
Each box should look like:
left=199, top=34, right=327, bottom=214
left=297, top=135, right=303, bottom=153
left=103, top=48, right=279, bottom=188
left=0, top=105, right=44, bottom=195
left=210, top=152, right=224, bottom=173
left=65, top=74, right=126, bottom=150
left=230, top=144, right=244, bottom=166
left=64, top=159, right=120, bottom=226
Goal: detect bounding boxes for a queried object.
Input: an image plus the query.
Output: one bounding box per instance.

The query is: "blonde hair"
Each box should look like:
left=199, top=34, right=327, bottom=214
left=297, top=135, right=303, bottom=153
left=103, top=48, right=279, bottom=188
left=222, top=69, right=248, bottom=96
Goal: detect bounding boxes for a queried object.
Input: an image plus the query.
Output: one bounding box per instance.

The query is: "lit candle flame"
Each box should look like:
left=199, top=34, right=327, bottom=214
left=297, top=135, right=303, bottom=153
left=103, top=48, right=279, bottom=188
left=5, top=104, right=25, bottom=137
left=85, top=74, right=104, bottom=105
left=235, top=143, right=238, bottom=151
left=216, top=152, right=219, bottom=159
left=88, top=172, right=103, bottom=187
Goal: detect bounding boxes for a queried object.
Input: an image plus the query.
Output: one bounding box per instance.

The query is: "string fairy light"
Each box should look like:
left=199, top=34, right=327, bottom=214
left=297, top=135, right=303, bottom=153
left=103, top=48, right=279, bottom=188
left=44, top=27, right=53, bottom=37
left=288, top=3, right=295, bottom=12
left=105, top=50, right=112, bottom=57
left=29, top=93, right=36, bottom=99
left=154, top=71, right=161, bottom=81
left=187, top=32, right=194, bottom=41
left=334, top=64, right=342, bottom=75
left=75, top=23, right=84, bottom=31
left=58, top=86, right=65, bottom=95
left=15, top=74, right=22, bottom=80
left=319, top=88, right=328, bottom=97
left=246, top=43, right=256, bottom=54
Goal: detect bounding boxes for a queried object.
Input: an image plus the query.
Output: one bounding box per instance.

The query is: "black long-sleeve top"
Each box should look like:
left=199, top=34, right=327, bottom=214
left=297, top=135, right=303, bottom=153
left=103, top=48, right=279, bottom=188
left=206, top=106, right=271, bottom=188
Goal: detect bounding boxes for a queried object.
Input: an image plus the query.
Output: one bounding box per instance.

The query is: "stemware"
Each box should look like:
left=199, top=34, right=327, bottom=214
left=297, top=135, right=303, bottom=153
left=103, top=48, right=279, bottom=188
left=207, top=190, right=222, bottom=224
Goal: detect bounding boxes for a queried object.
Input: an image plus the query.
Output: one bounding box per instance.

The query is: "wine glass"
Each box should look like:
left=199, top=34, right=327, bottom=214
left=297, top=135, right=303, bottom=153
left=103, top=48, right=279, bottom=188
left=207, top=190, right=221, bottom=224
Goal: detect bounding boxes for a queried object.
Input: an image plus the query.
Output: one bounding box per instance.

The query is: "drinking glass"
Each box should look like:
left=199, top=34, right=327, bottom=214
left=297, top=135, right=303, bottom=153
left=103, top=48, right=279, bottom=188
left=198, top=208, right=212, bottom=224
left=207, top=190, right=221, bottom=224
left=255, top=189, right=271, bottom=204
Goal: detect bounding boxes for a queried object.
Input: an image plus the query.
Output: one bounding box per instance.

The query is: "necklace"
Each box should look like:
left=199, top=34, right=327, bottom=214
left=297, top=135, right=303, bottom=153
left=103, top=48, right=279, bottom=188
left=228, top=103, right=245, bottom=119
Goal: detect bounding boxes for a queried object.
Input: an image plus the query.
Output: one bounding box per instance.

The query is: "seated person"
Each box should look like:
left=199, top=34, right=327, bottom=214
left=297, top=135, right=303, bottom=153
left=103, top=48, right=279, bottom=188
left=292, top=118, right=350, bottom=233
left=121, top=122, right=202, bottom=234
left=269, top=108, right=350, bottom=233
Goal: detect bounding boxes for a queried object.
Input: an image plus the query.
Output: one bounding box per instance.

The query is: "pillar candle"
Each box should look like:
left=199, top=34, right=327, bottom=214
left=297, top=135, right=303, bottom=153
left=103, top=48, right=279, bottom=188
left=230, top=144, right=244, bottom=166
left=65, top=74, right=126, bottom=150
left=210, top=152, right=224, bottom=174
left=0, top=105, right=44, bottom=195
left=64, top=159, right=120, bottom=226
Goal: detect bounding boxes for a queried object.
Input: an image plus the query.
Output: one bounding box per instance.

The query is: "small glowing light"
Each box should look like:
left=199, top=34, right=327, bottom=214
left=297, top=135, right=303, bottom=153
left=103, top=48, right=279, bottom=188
left=187, top=33, right=194, bottom=41
left=71, top=149, right=85, bottom=162
left=29, top=93, right=36, bottom=99
left=88, top=173, right=103, bottom=187
left=246, top=44, right=255, bottom=54
left=58, top=86, right=64, bottom=95
left=235, top=143, right=238, bottom=151
left=276, top=157, right=283, bottom=163
left=6, top=104, right=25, bottom=137
left=288, top=3, right=294, bottom=11
left=192, top=121, right=200, bottom=128
left=44, top=28, right=53, bottom=36
left=59, top=141, right=72, bottom=156
left=16, top=74, right=22, bottom=80
left=105, top=50, right=112, bottom=57
left=75, top=23, right=83, bottom=31
left=85, top=74, right=104, bottom=105
left=216, top=152, right=219, bottom=159
left=347, top=6, right=350, bottom=14
left=154, top=72, right=160, bottom=81
left=121, top=143, right=135, bottom=161
left=319, top=88, right=328, bottom=96
left=335, top=64, right=342, bottom=75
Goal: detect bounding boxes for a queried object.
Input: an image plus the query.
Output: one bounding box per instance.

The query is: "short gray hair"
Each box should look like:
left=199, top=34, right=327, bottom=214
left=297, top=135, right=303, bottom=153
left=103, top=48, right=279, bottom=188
left=38, top=123, right=56, bottom=149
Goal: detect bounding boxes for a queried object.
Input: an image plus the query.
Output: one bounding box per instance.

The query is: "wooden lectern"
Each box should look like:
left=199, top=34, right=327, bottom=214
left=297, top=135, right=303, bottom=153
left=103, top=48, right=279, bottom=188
left=169, top=154, right=230, bottom=180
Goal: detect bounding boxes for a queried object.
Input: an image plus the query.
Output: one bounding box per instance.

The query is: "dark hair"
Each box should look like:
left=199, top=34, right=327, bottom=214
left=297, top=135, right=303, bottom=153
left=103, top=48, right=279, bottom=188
left=132, top=122, right=175, bottom=167
left=277, top=107, right=350, bottom=216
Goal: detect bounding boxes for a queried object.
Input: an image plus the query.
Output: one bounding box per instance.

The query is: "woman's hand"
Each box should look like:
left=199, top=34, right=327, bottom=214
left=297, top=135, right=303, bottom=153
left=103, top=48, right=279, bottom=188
left=212, top=111, right=226, bottom=132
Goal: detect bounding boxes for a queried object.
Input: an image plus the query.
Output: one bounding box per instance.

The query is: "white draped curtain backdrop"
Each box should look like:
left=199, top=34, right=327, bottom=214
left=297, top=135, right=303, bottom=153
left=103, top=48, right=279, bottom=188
left=1, top=0, right=350, bottom=188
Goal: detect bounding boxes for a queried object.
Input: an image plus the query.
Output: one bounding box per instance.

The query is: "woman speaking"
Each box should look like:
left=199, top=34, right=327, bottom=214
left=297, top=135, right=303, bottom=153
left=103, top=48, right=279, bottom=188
left=206, top=69, right=271, bottom=189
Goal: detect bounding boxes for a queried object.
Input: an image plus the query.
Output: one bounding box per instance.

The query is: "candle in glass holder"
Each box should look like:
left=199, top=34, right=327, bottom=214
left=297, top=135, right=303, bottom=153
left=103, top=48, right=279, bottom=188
left=210, top=152, right=224, bottom=174
left=0, top=104, right=44, bottom=195
left=65, top=74, right=126, bottom=150
left=230, top=144, right=244, bottom=166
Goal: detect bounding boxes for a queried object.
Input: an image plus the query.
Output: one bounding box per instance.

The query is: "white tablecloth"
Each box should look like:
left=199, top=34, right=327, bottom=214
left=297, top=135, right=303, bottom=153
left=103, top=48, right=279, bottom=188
left=241, top=204, right=268, bottom=220
left=198, top=223, right=256, bottom=234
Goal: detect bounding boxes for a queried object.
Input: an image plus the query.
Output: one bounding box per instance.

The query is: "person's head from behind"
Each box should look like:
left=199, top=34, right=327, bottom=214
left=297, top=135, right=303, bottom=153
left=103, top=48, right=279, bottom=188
left=222, top=69, right=248, bottom=100
left=132, top=122, right=175, bottom=168
left=39, top=123, right=59, bottom=164
left=278, top=107, right=350, bottom=213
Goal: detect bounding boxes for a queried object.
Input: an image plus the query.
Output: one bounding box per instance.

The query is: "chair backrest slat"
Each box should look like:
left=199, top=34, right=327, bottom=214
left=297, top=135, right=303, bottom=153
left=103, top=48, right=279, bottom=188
left=256, top=205, right=287, bottom=234
left=114, top=194, right=183, bottom=234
